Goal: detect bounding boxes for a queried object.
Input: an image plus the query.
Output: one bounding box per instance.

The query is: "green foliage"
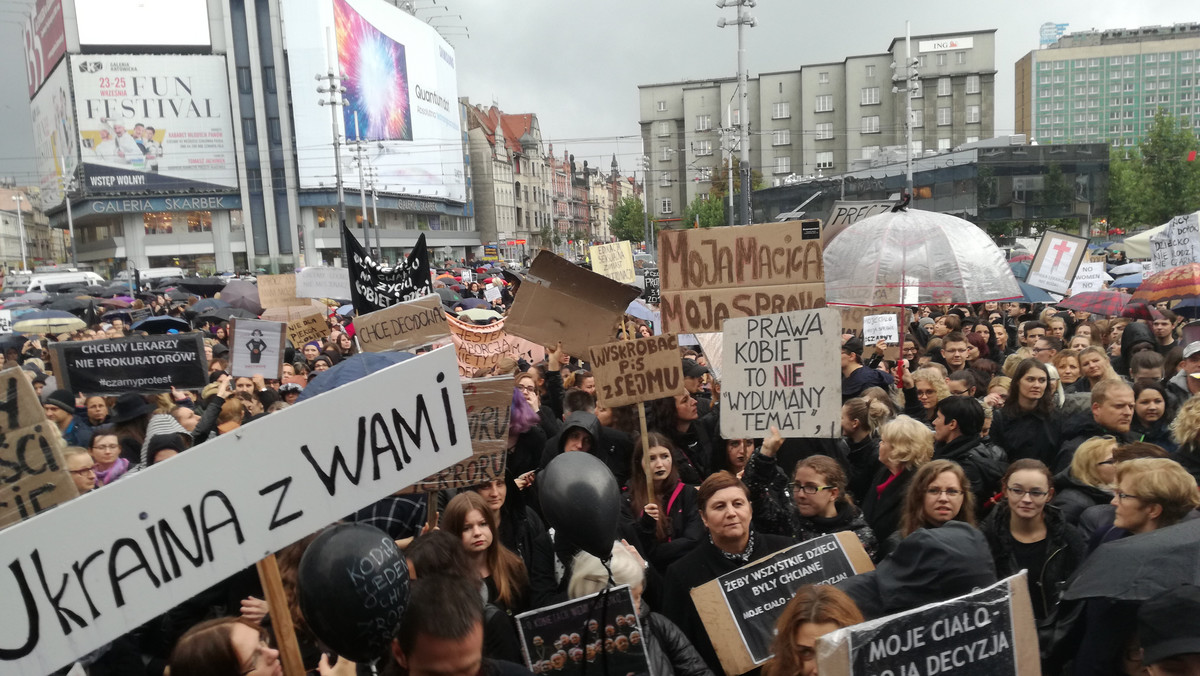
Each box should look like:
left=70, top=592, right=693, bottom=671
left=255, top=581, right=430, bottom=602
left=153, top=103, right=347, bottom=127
left=708, top=157, right=764, bottom=200
left=609, top=196, right=647, bottom=243
left=683, top=194, right=726, bottom=229
left=1107, top=110, right=1200, bottom=230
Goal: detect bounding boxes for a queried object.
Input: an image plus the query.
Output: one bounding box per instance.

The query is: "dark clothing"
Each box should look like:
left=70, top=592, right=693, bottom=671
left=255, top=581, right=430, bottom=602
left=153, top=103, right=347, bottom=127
left=349, top=494, right=426, bottom=540
left=484, top=604, right=523, bottom=664
left=980, top=502, right=1086, bottom=624
left=640, top=602, right=713, bottom=676
left=932, top=434, right=1006, bottom=513
left=990, top=406, right=1060, bottom=466
left=1055, top=412, right=1132, bottom=474
left=498, top=503, right=546, bottom=574
left=1171, top=444, right=1200, bottom=485
left=669, top=416, right=717, bottom=483
left=1118, top=321, right=1157, bottom=377
left=1051, top=468, right=1112, bottom=530
left=742, top=452, right=879, bottom=561
left=775, top=437, right=852, bottom=480
left=842, top=365, right=894, bottom=402
left=541, top=411, right=631, bottom=485
left=508, top=426, right=548, bottom=479
left=661, top=532, right=796, bottom=674
left=860, top=466, right=913, bottom=548
left=900, top=387, right=932, bottom=424
left=627, top=482, right=704, bottom=572
left=1132, top=416, right=1178, bottom=453
left=844, top=435, right=882, bottom=504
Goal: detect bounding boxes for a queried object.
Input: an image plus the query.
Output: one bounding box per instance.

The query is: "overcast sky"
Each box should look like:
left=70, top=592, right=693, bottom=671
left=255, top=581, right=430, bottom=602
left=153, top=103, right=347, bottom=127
left=0, top=0, right=1195, bottom=188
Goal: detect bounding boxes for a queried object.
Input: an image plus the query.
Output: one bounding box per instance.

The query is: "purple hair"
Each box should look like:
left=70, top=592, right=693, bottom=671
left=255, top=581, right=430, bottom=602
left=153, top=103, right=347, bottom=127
left=509, top=387, right=540, bottom=435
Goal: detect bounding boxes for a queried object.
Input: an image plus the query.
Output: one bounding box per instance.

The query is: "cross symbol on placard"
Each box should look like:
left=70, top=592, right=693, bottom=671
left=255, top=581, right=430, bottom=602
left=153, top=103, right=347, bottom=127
left=1051, top=239, right=1074, bottom=267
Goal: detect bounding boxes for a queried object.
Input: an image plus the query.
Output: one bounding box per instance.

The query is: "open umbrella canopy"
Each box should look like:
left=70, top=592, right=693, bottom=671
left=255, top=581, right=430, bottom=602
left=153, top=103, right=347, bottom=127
left=176, top=278, right=226, bottom=297
left=100, top=298, right=132, bottom=309
left=456, top=308, right=502, bottom=323
left=1057, top=290, right=1129, bottom=317
left=13, top=310, right=86, bottom=334
left=1108, top=262, right=1143, bottom=276
left=1064, top=517, right=1200, bottom=602
left=47, top=297, right=93, bottom=314
left=1133, top=263, right=1200, bottom=304
left=133, top=316, right=192, bottom=334
left=453, top=298, right=490, bottom=310
left=1110, top=272, right=1143, bottom=289
left=188, top=297, right=231, bottom=315
left=20, top=292, right=49, bottom=304
left=1018, top=282, right=1056, bottom=303
left=824, top=208, right=1021, bottom=306
left=1122, top=301, right=1164, bottom=321
left=221, top=280, right=264, bottom=315
left=195, top=306, right=258, bottom=324
left=296, top=352, right=415, bottom=402
left=434, top=287, right=461, bottom=303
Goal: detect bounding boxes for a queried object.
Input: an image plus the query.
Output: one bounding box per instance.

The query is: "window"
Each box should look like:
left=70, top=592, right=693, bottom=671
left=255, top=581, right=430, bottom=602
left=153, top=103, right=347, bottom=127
left=938, top=77, right=951, bottom=96
left=861, top=115, right=880, bottom=133
left=236, top=67, right=252, bottom=94
left=938, top=138, right=952, bottom=151
left=694, top=140, right=712, bottom=155
left=695, top=115, right=712, bottom=131
left=1054, top=74, right=1066, bottom=83
left=242, top=118, right=257, bottom=145
left=1055, top=61, right=1066, bottom=69
left=865, top=65, right=876, bottom=77
left=659, top=172, right=671, bottom=187
left=659, top=198, right=673, bottom=215
left=1041, top=62, right=1053, bottom=70
left=1074, top=59, right=1085, bottom=68
left=966, top=105, right=980, bottom=123
left=1074, top=73, right=1085, bottom=82
left=1040, top=102, right=1052, bottom=111
left=911, top=140, right=924, bottom=154
left=937, top=107, right=952, bottom=125
left=815, top=95, right=833, bottom=112
left=774, top=156, right=791, bottom=174
left=819, top=71, right=829, bottom=84
left=912, top=83, right=923, bottom=98
left=1111, top=71, right=1121, bottom=80
left=1039, top=89, right=1051, bottom=98
left=1040, top=76, right=1052, bottom=85
left=815, top=122, right=833, bottom=139
left=263, top=66, right=276, bottom=94
left=1109, top=57, right=1122, bottom=65
left=965, top=135, right=979, bottom=144
left=1074, top=113, right=1086, bottom=123
left=956, top=51, right=966, bottom=65
left=771, top=129, right=791, bottom=145
left=1184, top=51, right=1194, bottom=60
left=657, top=121, right=670, bottom=136
left=267, top=117, right=282, bottom=145
left=730, top=109, right=740, bottom=125
left=661, top=147, right=672, bottom=161
left=918, top=55, right=927, bottom=68
left=1146, top=54, right=1157, bottom=63
left=1089, top=72, right=1100, bottom=81
left=966, top=75, right=980, bottom=94
left=1125, top=56, right=1136, bottom=64
left=772, top=101, right=790, bottom=119
left=815, top=152, right=833, bottom=169
left=656, top=100, right=667, bottom=112
left=911, top=109, right=924, bottom=127
left=1110, top=84, right=1122, bottom=93
left=861, top=87, right=880, bottom=105
left=937, top=53, right=947, bottom=66
left=861, top=146, right=880, bottom=160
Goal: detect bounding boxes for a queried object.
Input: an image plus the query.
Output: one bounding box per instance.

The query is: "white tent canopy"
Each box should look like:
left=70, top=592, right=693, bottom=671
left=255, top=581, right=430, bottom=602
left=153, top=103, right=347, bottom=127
left=1121, top=224, right=1166, bottom=260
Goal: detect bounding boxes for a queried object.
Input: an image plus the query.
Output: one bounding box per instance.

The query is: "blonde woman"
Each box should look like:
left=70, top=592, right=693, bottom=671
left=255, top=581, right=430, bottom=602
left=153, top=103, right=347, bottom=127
left=1052, top=436, right=1118, bottom=527
left=1169, top=396, right=1200, bottom=484
left=1077, top=345, right=1120, bottom=393
left=895, top=365, right=948, bottom=424
left=860, top=415, right=934, bottom=546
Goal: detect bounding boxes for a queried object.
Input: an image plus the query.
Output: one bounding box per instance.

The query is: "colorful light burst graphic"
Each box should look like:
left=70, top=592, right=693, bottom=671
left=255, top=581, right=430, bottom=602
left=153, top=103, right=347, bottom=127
left=335, top=0, right=412, bottom=141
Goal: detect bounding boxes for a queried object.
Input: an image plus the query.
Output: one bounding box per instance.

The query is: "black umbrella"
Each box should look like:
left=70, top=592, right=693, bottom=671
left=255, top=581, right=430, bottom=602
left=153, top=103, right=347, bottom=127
left=133, top=316, right=191, bottom=334
left=47, top=297, right=93, bottom=315
left=1064, top=518, right=1200, bottom=602
left=0, top=334, right=28, bottom=354
left=188, top=297, right=231, bottom=314
left=101, top=310, right=133, bottom=324
left=195, top=306, right=257, bottom=324
left=221, top=280, right=263, bottom=315
left=176, top=277, right=227, bottom=297
left=166, top=290, right=193, bottom=302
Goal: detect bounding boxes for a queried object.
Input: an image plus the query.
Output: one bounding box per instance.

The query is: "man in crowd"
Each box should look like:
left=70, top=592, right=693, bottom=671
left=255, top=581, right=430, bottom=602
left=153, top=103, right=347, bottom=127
left=1152, top=311, right=1179, bottom=355
left=1033, top=336, right=1062, bottom=364
left=63, top=446, right=96, bottom=495
left=1055, top=379, right=1135, bottom=472
left=1022, top=320, right=1048, bottom=349
left=43, top=389, right=81, bottom=446
left=931, top=395, right=1005, bottom=507
left=1167, top=341, right=1200, bottom=401
left=841, top=337, right=893, bottom=402
left=940, top=332, right=971, bottom=373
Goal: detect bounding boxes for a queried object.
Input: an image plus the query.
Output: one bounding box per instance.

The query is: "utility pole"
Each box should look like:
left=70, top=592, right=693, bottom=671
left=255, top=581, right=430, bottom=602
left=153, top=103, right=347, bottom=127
left=639, top=152, right=652, bottom=256
left=352, top=111, right=373, bottom=257
left=366, top=166, right=382, bottom=258
left=59, top=155, right=77, bottom=267
left=316, top=27, right=348, bottom=266
left=11, top=193, right=27, bottom=270
left=723, top=102, right=736, bottom=227
left=718, top=0, right=756, bottom=225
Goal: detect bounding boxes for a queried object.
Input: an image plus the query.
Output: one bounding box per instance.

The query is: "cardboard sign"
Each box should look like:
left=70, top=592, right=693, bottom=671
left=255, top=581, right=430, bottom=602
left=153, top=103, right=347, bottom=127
left=0, top=347, right=471, bottom=676
left=517, top=585, right=651, bottom=676
left=691, top=532, right=874, bottom=674
left=824, top=200, right=895, bottom=244
left=720, top=308, right=841, bottom=438
left=354, top=295, right=451, bottom=353
left=1070, top=261, right=1113, bottom=295
left=447, top=314, right=546, bottom=377
left=837, top=307, right=905, bottom=361
left=1025, top=230, right=1089, bottom=295
left=484, top=284, right=503, bottom=303
left=658, top=221, right=824, bottom=334
left=816, top=573, right=1038, bottom=676
left=642, top=269, right=660, bottom=304
left=50, top=333, right=209, bottom=395
left=296, top=266, right=352, bottom=299
left=346, top=225, right=432, bottom=314
left=505, top=251, right=641, bottom=357
left=696, top=332, right=724, bottom=381
left=229, top=318, right=286, bottom=379
left=286, top=312, right=329, bottom=348
left=590, top=240, right=636, bottom=284
left=0, top=369, right=79, bottom=530
left=589, top=334, right=685, bottom=408
left=406, top=377, right=511, bottom=491
left=0, top=309, right=12, bottom=334
left=1149, top=211, right=1200, bottom=273
left=255, top=274, right=303, bottom=309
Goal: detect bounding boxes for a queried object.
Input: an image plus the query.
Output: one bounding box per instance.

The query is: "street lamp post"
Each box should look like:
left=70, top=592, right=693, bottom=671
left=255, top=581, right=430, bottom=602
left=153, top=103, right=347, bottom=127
left=317, top=29, right=348, bottom=266
left=11, top=194, right=27, bottom=270
left=59, top=155, right=78, bottom=267
left=718, top=0, right=756, bottom=225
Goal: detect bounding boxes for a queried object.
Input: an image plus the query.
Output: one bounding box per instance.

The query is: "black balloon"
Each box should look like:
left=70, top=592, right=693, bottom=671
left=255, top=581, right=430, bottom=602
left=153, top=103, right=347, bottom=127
left=540, top=452, right=620, bottom=560
left=297, top=523, right=410, bottom=662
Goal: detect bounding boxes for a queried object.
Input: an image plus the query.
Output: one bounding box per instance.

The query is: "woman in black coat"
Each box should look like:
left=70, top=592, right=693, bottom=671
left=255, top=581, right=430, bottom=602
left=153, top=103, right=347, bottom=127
left=1050, top=436, right=1117, bottom=529
left=988, top=359, right=1060, bottom=465
left=860, top=415, right=934, bottom=546
left=625, top=433, right=703, bottom=572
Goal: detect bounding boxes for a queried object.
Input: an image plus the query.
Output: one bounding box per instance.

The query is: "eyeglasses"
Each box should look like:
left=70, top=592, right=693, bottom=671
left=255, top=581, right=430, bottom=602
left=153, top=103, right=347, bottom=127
left=1007, top=487, right=1050, bottom=499
left=516, top=385, right=537, bottom=394
left=926, top=488, right=963, bottom=497
left=1116, top=492, right=1142, bottom=502
left=1033, top=346, right=1053, bottom=353
left=69, top=467, right=96, bottom=475
left=92, top=443, right=120, bottom=450
left=791, top=483, right=834, bottom=495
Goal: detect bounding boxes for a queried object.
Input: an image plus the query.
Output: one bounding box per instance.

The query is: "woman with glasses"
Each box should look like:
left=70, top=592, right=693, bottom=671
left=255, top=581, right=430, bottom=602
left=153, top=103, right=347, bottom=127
left=1110, top=457, right=1200, bottom=536
left=897, top=459, right=976, bottom=540
left=982, top=459, right=1085, bottom=623
left=894, top=365, right=948, bottom=426
left=763, top=585, right=863, bottom=676
left=744, top=429, right=879, bottom=562
left=90, top=427, right=129, bottom=487
left=169, top=617, right=282, bottom=676
left=861, top=415, right=933, bottom=548
left=1052, top=436, right=1118, bottom=528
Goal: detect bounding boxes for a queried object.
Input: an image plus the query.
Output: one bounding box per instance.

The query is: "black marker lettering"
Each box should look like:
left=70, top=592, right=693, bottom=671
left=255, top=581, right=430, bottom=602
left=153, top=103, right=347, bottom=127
left=259, top=477, right=304, bottom=530
left=200, top=490, right=244, bottom=561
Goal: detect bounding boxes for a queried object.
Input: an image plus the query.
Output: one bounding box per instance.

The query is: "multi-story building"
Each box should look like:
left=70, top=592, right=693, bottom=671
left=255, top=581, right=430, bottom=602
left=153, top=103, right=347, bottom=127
left=639, top=29, right=996, bottom=223
left=0, top=187, right=62, bottom=270
left=1015, top=23, right=1200, bottom=147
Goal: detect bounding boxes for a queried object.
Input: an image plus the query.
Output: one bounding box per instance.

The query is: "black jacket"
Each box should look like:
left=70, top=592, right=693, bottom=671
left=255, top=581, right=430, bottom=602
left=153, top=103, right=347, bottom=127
left=980, top=502, right=1086, bottom=622
left=990, top=406, right=1060, bottom=466
left=845, top=435, right=882, bottom=504
left=1055, top=411, right=1132, bottom=474
left=1118, top=321, right=1157, bottom=377
left=933, top=434, right=1006, bottom=513
left=640, top=602, right=713, bottom=676
left=1172, top=444, right=1200, bottom=485
left=860, top=466, right=913, bottom=545
left=626, top=482, right=704, bottom=572
left=1051, top=468, right=1112, bottom=530
left=540, top=412, right=632, bottom=485
left=1132, top=416, right=1178, bottom=453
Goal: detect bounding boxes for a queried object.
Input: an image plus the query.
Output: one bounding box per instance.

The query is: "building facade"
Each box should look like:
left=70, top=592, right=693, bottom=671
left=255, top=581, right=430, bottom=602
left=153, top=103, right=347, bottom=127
left=639, top=30, right=996, bottom=224
left=1015, top=23, right=1200, bottom=147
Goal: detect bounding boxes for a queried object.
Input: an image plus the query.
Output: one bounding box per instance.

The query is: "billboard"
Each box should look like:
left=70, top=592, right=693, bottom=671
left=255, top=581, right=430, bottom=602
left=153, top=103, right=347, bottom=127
left=70, top=54, right=238, bottom=195
left=74, top=0, right=211, bottom=48
left=22, top=0, right=67, bottom=98
left=283, top=0, right=466, bottom=202
left=29, top=61, right=78, bottom=210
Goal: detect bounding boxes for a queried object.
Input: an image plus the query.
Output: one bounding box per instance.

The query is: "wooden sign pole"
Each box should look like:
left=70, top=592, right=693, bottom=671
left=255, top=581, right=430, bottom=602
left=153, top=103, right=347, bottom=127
left=622, top=319, right=656, bottom=506
left=256, top=554, right=306, bottom=676
left=426, top=490, right=439, bottom=530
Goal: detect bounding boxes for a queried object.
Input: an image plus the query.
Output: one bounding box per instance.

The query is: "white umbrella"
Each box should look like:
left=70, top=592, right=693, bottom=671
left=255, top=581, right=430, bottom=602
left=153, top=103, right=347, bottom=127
left=824, top=208, right=1021, bottom=307
left=1109, top=262, right=1143, bottom=276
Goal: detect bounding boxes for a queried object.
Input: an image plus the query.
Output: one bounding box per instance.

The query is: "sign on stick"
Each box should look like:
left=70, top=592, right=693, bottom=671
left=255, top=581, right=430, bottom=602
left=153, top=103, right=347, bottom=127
left=588, top=334, right=685, bottom=408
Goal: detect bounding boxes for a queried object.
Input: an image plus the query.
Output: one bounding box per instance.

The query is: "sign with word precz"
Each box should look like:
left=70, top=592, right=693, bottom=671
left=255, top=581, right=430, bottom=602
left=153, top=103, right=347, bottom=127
left=691, top=532, right=874, bottom=674
left=720, top=308, right=841, bottom=438
left=589, top=334, right=685, bottom=408
left=50, top=333, right=209, bottom=394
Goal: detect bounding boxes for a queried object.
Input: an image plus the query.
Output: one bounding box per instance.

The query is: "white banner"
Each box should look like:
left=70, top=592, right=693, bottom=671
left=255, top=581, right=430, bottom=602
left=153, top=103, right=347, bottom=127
left=0, top=346, right=471, bottom=676
left=1149, top=212, right=1200, bottom=273
left=296, top=267, right=353, bottom=299
left=1070, top=261, right=1112, bottom=294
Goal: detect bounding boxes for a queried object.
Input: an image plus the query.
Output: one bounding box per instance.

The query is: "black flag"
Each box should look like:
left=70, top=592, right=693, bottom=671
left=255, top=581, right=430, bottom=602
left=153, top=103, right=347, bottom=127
left=344, top=224, right=432, bottom=314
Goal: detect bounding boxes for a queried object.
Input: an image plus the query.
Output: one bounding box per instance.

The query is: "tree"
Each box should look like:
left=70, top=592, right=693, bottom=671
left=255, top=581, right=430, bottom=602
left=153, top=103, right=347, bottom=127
left=708, top=157, right=764, bottom=200
left=1107, top=110, right=1200, bottom=230
left=683, top=194, right=726, bottom=229
left=1108, top=149, right=1149, bottom=230
left=609, top=196, right=647, bottom=243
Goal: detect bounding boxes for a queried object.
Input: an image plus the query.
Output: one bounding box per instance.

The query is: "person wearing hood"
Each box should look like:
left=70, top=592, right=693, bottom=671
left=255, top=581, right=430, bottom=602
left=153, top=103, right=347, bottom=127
left=1116, top=320, right=1158, bottom=378
left=837, top=521, right=997, bottom=621
left=540, top=408, right=633, bottom=486
left=931, top=395, right=1006, bottom=513
left=1054, top=379, right=1136, bottom=473
left=1051, top=436, right=1117, bottom=529
left=743, top=427, right=880, bottom=562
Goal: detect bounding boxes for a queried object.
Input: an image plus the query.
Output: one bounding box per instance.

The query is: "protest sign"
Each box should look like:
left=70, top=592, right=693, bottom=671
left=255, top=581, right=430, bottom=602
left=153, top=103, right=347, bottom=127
left=50, top=333, right=208, bottom=395
left=461, top=270, right=474, bottom=283
left=1070, top=261, right=1112, bottom=294
left=354, top=295, right=450, bottom=353
left=690, top=532, right=874, bottom=674
left=837, top=307, right=905, bottom=361
left=1025, top=230, right=1089, bottom=295
left=863, top=314, right=899, bottom=344
left=447, top=314, right=546, bottom=377
left=696, top=332, right=724, bottom=381
left=129, top=308, right=152, bottom=325
left=1141, top=261, right=1154, bottom=278
left=588, top=334, right=685, bottom=407
left=589, top=240, right=636, bottom=284
left=1149, top=211, right=1200, bottom=273
left=406, top=377, right=511, bottom=491
left=256, top=274, right=303, bottom=309
left=505, top=251, right=641, bottom=357
left=296, top=266, right=352, bottom=299
left=0, top=309, right=12, bottom=334
left=286, top=311, right=329, bottom=348
left=517, top=585, right=650, bottom=676
left=824, top=200, right=895, bottom=243
left=658, top=221, right=825, bottom=333
left=0, top=369, right=79, bottom=530
left=816, top=573, right=1038, bottom=676
left=345, top=225, right=432, bottom=314
left=484, top=284, right=502, bottom=303
left=641, top=269, right=660, bottom=304
left=720, top=308, right=841, bottom=438
left=229, top=318, right=286, bottom=379
left=0, top=346, right=471, bottom=676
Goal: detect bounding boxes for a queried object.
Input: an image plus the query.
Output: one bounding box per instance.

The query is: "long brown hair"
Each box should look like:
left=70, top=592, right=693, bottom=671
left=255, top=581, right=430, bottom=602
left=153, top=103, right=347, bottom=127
left=440, top=491, right=528, bottom=609
left=631, top=432, right=682, bottom=542
left=168, top=617, right=264, bottom=676
left=763, top=585, right=863, bottom=676
left=899, top=460, right=976, bottom=537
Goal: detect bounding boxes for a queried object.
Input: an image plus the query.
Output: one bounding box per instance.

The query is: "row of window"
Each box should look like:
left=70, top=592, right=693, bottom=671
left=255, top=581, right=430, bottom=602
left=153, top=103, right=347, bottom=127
left=1038, top=51, right=1197, bottom=71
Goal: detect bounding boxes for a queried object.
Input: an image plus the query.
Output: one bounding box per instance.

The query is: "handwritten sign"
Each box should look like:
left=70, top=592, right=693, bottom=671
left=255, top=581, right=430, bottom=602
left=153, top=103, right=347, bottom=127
left=256, top=273, right=304, bottom=309
left=816, top=574, right=1039, bottom=676
left=287, top=312, right=328, bottom=348
left=484, top=284, right=502, bottom=304
left=824, top=200, right=895, bottom=243
left=0, top=369, right=78, bottom=529
left=229, top=318, right=286, bottom=379
left=49, top=334, right=209, bottom=394
left=296, top=266, right=352, bottom=300
left=658, top=221, right=824, bottom=334
left=517, top=585, right=651, bottom=676
left=720, top=309, right=841, bottom=438
left=406, top=377, right=511, bottom=491
left=1149, top=211, right=1200, bottom=273
left=838, top=307, right=905, bottom=361
left=0, top=309, right=12, bottom=334
left=354, top=295, right=450, bottom=353
left=1070, top=262, right=1112, bottom=294
left=447, top=314, right=545, bottom=377
left=346, top=225, right=431, bottom=314
left=1025, top=230, right=1088, bottom=295
left=642, top=269, right=660, bottom=304
left=691, top=532, right=873, bottom=674
left=590, top=241, right=636, bottom=284
left=589, top=334, right=685, bottom=408
left=862, top=314, right=899, bottom=344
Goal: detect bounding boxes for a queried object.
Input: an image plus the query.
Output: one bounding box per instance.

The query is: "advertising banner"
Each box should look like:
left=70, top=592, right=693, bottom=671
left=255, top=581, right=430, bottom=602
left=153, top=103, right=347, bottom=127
left=282, top=0, right=466, bottom=201
left=70, top=54, right=237, bottom=195
left=74, top=0, right=212, bottom=48
left=29, top=62, right=78, bottom=210
left=22, top=0, right=67, bottom=98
